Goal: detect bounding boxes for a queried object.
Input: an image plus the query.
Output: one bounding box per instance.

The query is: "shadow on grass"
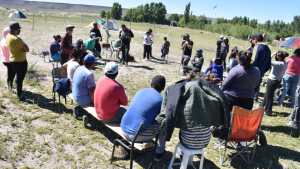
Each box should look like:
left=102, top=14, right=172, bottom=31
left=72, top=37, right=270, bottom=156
left=261, top=125, right=292, bottom=135
left=143, top=155, right=220, bottom=169
left=273, top=111, right=290, bottom=117
left=149, top=56, right=168, bottom=65
left=88, top=121, right=220, bottom=169
left=230, top=145, right=300, bottom=169
left=22, top=90, right=73, bottom=114
left=128, top=65, right=154, bottom=70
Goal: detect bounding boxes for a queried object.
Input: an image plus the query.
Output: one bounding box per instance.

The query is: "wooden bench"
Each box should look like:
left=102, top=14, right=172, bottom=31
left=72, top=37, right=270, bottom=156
left=82, top=106, right=158, bottom=169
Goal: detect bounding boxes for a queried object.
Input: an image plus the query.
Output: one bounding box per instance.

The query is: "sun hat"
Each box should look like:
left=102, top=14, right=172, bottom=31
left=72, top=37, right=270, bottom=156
left=9, top=22, right=21, bottom=31
left=66, top=25, right=75, bottom=30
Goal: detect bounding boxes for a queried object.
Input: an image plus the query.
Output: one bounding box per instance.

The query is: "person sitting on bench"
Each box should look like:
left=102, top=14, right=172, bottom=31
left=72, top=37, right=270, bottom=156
left=94, top=62, right=128, bottom=124
left=120, top=75, right=166, bottom=142
left=72, top=54, right=96, bottom=107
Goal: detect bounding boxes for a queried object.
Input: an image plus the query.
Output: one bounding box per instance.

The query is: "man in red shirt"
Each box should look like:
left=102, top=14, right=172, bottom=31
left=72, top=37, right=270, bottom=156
left=94, top=62, right=128, bottom=124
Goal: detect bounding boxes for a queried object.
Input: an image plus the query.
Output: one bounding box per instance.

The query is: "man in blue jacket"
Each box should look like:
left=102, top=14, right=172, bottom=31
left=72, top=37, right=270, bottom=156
left=252, top=33, right=271, bottom=97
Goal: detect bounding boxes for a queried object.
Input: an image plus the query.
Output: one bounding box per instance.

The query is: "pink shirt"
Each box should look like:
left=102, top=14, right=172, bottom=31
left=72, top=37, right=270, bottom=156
left=286, top=56, right=300, bottom=76
left=0, top=39, right=10, bottom=63
left=94, top=76, right=128, bottom=121
left=0, top=28, right=10, bottom=63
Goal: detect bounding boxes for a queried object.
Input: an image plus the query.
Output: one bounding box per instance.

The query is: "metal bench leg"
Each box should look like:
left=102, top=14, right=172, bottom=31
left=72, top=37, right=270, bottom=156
left=129, top=143, right=135, bottom=169
left=111, top=140, right=117, bottom=164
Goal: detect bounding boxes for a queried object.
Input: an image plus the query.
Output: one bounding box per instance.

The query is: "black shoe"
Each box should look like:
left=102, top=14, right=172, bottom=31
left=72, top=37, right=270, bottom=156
left=258, top=131, right=268, bottom=146
left=154, top=152, right=165, bottom=162
left=83, top=115, right=93, bottom=129
left=73, top=106, right=84, bottom=120
left=264, top=112, right=273, bottom=116
left=18, top=95, right=26, bottom=102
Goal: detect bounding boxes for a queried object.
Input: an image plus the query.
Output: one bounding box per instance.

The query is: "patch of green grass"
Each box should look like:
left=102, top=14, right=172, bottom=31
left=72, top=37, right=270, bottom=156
left=34, top=126, right=53, bottom=135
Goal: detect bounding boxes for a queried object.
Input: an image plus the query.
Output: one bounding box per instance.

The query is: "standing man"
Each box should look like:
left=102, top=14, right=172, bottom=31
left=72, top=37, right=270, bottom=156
left=6, top=22, right=29, bottom=101
left=61, top=25, right=75, bottom=65
left=119, top=24, right=134, bottom=65
left=252, top=33, right=272, bottom=98
left=90, top=22, right=102, bottom=58
left=143, top=29, right=153, bottom=60
left=181, top=33, right=193, bottom=74
left=220, top=37, right=230, bottom=69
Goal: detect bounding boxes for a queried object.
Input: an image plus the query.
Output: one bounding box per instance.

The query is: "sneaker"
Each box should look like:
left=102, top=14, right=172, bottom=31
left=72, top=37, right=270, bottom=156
left=73, top=106, right=84, bottom=120
left=287, top=121, right=297, bottom=128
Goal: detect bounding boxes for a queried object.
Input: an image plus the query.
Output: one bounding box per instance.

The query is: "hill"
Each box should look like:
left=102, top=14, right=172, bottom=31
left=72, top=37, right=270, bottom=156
left=0, top=0, right=126, bottom=14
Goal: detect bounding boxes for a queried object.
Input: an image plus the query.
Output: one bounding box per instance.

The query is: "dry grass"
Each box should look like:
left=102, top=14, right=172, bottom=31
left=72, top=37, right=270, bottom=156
left=0, top=9, right=299, bottom=169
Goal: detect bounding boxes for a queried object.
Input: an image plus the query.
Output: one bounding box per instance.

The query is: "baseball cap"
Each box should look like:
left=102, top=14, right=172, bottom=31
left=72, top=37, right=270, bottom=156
left=83, top=54, right=96, bottom=64
left=104, top=62, right=118, bottom=75
left=9, top=22, right=21, bottom=30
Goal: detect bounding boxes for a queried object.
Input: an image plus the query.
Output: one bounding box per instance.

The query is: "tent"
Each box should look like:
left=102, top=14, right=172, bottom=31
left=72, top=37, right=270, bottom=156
left=87, top=18, right=119, bottom=31
left=9, top=10, right=27, bottom=19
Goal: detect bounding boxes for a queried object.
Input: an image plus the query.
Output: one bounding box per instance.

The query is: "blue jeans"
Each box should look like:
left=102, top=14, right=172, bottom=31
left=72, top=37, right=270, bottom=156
left=281, top=74, right=299, bottom=105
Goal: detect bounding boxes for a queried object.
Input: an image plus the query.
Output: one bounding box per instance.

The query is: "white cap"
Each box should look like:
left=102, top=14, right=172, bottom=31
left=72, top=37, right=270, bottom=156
left=104, top=62, right=118, bottom=75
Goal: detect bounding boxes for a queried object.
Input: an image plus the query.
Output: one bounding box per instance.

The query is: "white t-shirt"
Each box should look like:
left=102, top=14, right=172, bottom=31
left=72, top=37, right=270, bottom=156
left=66, top=59, right=80, bottom=81
left=143, top=33, right=153, bottom=45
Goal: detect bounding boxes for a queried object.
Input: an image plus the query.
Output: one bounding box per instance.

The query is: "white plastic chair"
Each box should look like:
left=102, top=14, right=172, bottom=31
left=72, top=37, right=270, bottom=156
left=168, top=143, right=205, bottom=169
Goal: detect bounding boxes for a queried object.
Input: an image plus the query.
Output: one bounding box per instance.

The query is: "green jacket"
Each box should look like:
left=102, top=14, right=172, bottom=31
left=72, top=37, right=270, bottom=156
left=178, top=79, right=228, bottom=129
left=157, top=79, right=228, bottom=132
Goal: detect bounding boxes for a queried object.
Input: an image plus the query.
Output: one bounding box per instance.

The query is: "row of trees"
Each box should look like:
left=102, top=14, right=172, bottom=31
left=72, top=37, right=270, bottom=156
left=123, top=2, right=167, bottom=24
left=101, top=3, right=122, bottom=20
left=103, top=2, right=300, bottom=41
left=102, top=2, right=167, bottom=24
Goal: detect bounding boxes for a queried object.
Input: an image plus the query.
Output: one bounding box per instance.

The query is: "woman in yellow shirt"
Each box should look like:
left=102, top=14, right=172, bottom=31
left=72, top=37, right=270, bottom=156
left=6, top=22, right=29, bottom=101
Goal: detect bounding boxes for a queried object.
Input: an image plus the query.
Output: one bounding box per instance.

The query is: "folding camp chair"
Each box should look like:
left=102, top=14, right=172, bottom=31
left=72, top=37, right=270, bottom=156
left=102, top=43, right=113, bottom=61
left=51, top=66, right=68, bottom=108
left=111, top=40, right=122, bottom=61
left=219, top=106, right=264, bottom=165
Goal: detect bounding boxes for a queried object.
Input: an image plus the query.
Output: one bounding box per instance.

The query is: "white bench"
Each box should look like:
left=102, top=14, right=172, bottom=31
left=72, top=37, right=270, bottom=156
left=82, top=106, right=157, bottom=169
left=82, top=107, right=152, bottom=152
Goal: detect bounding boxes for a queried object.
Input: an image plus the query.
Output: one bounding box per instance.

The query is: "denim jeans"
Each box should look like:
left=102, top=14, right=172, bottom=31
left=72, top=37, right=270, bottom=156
left=281, top=74, right=299, bottom=105
left=289, top=87, right=300, bottom=129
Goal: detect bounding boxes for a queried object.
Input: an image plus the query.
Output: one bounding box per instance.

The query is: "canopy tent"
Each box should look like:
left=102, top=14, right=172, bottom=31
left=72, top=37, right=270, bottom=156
left=280, top=37, right=300, bottom=49
left=87, top=18, right=119, bottom=31
left=8, top=10, right=27, bottom=19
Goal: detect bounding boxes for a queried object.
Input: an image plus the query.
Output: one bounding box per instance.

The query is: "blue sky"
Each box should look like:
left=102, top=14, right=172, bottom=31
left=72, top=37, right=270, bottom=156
left=28, top=0, right=299, bottom=23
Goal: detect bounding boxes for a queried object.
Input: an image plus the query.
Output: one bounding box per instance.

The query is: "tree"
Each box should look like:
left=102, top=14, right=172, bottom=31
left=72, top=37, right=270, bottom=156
left=122, top=2, right=167, bottom=24
left=100, top=11, right=106, bottom=18
left=123, top=8, right=134, bottom=21
left=184, top=2, right=191, bottom=24
left=292, top=16, right=300, bottom=33
left=153, top=2, right=167, bottom=24
left=106, top=11, right=111, bottom=19
left=111, top=2, right=122, bottom=20
left=169, top=14, right=180, bottom=22
left=249, top=19, right=258, bottom=28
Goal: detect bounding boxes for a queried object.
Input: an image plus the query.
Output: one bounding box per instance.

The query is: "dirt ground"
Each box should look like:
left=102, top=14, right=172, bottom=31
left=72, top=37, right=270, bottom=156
left=0, top=12, right=299, bottom=169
